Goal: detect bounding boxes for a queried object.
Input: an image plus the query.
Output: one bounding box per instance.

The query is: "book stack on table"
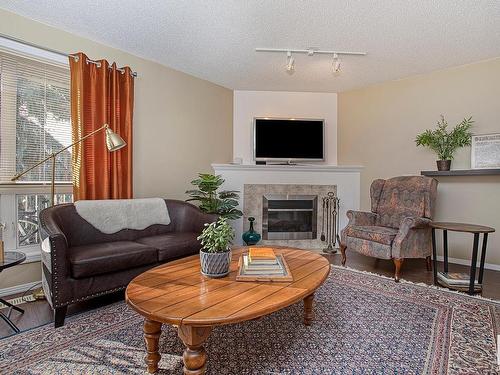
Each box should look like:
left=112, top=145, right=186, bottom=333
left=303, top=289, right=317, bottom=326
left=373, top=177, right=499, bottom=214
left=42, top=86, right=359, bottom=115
left=437, top=271, right=482, bottom=292
left=237, top=247, right=293, bottom=282
left=243, top=248, right=284, bottom=275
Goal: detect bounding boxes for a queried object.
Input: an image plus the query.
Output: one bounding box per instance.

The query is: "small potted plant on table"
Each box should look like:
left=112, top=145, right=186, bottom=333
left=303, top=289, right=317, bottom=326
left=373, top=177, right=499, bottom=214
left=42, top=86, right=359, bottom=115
left=415, top=115, right=473, bottom=171
left=198, top=217, right=234, bottom=278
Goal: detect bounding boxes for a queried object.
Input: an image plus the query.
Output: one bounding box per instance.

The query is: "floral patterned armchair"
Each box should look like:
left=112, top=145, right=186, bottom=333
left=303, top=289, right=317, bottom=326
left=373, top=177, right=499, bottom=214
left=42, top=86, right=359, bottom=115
left=340, top=176, right=438, bottom=281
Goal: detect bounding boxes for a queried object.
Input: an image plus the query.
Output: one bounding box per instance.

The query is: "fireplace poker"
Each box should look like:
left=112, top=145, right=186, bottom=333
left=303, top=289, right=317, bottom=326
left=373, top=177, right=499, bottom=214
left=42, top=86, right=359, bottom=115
left=323, top=192, right=338, bottom=254
left=320, top=199, right=326, bottom=242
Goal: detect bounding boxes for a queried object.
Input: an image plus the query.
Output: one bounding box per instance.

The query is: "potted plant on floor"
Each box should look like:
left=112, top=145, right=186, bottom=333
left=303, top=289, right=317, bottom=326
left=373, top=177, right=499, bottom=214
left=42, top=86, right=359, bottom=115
left=186, top=174, right=242, bottom=219
left=415, top=115, right=473, bottom=171
left=198, top=217, right=234, bottom=278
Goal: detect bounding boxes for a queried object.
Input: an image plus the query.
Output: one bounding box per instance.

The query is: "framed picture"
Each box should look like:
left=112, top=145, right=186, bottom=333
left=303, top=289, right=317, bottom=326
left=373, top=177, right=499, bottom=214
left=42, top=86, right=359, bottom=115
left=471, top=133, right=500, bottom=169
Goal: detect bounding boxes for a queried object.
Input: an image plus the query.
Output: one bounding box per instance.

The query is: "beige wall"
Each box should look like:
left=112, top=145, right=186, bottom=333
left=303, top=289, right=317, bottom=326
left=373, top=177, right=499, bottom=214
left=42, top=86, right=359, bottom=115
left=0, top=9, right=233, bottom=291
left=338, top=57, right=500, bottom=266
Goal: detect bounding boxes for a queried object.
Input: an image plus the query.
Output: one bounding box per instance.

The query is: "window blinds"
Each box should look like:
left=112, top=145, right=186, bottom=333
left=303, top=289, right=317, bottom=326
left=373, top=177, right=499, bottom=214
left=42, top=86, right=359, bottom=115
left=0, top=49, right=71, bottom=183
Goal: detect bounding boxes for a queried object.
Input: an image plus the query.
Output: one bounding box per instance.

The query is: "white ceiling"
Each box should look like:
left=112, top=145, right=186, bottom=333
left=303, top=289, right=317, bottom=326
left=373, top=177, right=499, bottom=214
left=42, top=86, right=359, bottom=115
left=2, top=1, right=500, bottom=92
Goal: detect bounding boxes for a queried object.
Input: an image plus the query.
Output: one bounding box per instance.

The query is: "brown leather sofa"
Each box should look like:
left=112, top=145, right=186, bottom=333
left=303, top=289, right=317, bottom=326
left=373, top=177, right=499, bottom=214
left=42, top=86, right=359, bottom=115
left=40, top=199, right=216, bottom=328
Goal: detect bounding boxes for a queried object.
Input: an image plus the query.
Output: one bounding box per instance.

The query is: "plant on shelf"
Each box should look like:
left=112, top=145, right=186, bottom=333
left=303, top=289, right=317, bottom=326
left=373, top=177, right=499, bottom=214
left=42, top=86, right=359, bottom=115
left=186, top=173, right=242, bottom=219
left=415, top=115, right=473, bottom=171
left=198, top=217, right=235, bottom=278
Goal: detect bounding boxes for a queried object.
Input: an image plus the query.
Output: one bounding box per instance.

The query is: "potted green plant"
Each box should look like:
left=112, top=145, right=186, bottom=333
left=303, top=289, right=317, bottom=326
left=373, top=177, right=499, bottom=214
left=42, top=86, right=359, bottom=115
left=415, top=115, right=473, bottom=171
left=186, top=174, right=242, bottom=219
left=198, top=217, right=235, bottom=278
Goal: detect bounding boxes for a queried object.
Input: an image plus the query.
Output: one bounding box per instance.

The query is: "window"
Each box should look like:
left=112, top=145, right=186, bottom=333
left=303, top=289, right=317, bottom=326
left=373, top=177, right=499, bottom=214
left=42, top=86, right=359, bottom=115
left=0, top=49, right=72, bottom=183
left=17, top=193, right=72, bottom=247
left=0, top=40, right=73, bottom=261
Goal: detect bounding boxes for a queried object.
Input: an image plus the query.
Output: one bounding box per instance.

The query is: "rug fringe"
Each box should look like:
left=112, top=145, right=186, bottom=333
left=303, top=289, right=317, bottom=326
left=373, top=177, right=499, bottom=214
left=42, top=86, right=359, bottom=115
left=331, top=265, right=500, bottom=304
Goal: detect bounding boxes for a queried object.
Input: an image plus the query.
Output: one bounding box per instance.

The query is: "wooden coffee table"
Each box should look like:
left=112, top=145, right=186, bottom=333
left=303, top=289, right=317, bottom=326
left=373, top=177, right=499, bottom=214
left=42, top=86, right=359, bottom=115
left=126, top=247, right=330, bottom=374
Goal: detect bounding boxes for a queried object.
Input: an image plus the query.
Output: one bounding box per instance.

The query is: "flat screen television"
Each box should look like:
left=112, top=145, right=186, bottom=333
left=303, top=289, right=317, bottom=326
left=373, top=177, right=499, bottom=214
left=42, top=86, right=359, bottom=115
left=254, top=117, right=325, bottom=162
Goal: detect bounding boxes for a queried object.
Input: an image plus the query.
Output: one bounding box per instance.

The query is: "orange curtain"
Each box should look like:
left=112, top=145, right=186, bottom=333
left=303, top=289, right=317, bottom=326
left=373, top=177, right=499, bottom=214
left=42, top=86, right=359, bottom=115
left=69, top=52, right=134, bottom=200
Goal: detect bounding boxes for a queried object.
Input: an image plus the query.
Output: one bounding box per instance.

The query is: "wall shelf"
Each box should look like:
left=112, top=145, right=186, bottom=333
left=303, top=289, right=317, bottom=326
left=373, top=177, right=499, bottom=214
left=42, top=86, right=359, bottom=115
left=421, top=169, right=500, bottom=177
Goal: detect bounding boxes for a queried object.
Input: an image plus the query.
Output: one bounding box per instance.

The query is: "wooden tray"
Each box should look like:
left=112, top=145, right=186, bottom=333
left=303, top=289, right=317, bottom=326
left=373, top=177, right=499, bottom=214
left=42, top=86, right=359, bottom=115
left=236, top=253, right=293, bottom=282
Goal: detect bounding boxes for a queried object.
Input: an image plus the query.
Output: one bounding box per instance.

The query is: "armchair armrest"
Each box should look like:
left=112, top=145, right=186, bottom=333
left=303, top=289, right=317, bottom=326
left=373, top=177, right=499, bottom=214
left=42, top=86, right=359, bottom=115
left=392, top=216, right=432, bottom=259
left=398, top=216, right=432, bottom=234
left=346, top=210, right=378, bottom=226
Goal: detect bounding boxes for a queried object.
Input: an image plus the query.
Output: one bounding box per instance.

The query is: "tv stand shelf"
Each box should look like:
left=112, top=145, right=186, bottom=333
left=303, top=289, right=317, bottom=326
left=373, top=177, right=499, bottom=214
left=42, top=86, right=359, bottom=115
left=421, top=169, right=500, bottom=177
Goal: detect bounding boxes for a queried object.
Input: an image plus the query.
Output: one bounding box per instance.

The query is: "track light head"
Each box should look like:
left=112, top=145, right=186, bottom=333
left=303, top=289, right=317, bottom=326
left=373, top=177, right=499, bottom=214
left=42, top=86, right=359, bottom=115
left=332, top=53, right=341, bottom=74
left=286, top=51, right=295, bottom=75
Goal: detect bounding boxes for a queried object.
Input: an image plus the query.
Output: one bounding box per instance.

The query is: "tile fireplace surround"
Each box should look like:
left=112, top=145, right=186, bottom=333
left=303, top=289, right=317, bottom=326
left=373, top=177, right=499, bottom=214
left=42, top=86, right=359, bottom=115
left=212, top=164, right=362, bottom=248
left=244, top=184, right=336, bottom=249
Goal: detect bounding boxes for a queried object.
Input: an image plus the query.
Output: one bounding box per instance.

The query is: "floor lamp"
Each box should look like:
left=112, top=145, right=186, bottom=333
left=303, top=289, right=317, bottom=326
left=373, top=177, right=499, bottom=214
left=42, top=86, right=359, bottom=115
left=10, top=123, right=126, bottom=299
left=12, top=123, right=127, bottom=204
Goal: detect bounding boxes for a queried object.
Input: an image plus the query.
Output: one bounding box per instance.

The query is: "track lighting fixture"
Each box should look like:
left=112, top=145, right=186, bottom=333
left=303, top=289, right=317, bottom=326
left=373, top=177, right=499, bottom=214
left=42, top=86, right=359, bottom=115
left=332, top=53, right=341, bottom=74
left=255, top=47, right=366, bottom=75
left=285, top=51, right=295, bottom=75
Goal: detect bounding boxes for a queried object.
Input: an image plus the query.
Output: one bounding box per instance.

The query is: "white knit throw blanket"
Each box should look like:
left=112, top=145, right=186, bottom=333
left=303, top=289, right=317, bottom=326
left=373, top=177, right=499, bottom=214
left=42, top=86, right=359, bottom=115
left=74, top=198, right=171, bottom=234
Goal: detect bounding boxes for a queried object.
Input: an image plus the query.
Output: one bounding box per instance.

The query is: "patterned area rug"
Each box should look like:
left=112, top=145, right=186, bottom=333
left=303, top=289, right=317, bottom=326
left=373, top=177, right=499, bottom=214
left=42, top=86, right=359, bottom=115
left=1, top=267, right=499, bottom=374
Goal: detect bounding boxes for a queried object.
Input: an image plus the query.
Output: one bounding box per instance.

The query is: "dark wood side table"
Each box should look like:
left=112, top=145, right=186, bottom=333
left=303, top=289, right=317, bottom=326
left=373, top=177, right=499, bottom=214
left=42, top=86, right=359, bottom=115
left=0, top=251, right=26, bottom=333
left=430, top=222, right=495, bottom=295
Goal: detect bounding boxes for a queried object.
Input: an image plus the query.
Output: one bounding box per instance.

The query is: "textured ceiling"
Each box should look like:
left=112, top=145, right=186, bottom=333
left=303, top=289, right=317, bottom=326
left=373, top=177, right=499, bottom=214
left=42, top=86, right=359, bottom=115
left=1, top=1, right=500, bottom=92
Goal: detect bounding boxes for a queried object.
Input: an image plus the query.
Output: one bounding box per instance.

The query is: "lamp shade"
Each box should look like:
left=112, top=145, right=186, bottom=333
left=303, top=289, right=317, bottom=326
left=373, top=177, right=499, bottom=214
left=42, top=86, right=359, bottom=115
left=105, top=126, right=127, bottom=151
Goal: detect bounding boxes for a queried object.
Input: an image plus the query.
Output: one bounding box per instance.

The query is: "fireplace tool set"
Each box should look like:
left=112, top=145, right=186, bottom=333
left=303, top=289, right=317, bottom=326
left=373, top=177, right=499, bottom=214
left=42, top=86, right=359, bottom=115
left=321, top=192, right=340, bottom=253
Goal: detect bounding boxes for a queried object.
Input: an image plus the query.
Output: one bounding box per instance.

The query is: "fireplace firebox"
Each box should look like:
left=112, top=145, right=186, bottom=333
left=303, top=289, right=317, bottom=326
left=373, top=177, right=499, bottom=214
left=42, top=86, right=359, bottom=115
left=262, top=195, right=318, bottom=240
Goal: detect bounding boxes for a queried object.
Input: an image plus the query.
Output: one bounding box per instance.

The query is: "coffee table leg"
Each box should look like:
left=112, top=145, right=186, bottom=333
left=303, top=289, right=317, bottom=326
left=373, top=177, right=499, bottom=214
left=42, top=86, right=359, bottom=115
left=303, top=293, right=315, bottom=326
left=178, top=325, right=212, bottom=375
left=144, top=319, right=162, bottom=374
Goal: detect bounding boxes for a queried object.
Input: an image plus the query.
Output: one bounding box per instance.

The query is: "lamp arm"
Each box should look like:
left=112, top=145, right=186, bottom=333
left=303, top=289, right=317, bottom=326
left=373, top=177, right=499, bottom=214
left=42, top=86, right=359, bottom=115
left=11, top=124, right=109, bottom=182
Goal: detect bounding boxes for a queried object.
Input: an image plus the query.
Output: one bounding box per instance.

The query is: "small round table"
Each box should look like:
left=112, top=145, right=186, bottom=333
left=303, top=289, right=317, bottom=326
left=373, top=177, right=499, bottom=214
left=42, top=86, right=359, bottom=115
left=0, top=251, right=26, bottom=333
left=430, top=222, right=495, bottom=295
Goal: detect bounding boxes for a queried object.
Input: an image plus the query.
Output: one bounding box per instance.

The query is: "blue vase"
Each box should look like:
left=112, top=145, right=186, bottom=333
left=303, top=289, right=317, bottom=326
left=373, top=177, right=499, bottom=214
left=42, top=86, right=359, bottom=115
left=242, top=217, right=261, bottom=245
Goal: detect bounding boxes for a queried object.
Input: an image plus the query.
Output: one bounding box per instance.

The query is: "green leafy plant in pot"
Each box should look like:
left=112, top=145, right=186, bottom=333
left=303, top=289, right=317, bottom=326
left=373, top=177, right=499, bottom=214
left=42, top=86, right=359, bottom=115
left=186, top=174, right=242, bottom=220
left=198, top=217, right=235, bottom=278
left=415, top=115, right=473, bottom=171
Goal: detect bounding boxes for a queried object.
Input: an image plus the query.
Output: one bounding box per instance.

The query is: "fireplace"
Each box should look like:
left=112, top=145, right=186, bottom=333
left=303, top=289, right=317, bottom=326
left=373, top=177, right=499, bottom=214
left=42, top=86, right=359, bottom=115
left=262, top=195, right=318, bottom=240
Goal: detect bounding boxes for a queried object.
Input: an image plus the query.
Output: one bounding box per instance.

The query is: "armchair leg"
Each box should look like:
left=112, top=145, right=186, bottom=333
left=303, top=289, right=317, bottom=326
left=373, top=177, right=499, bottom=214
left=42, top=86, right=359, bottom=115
left=54, top=306, right=68, bottom=328
left=339, top=244, right=347, bottom=266
left=393, top=258, right=404, bottom=282
left=426, top=256, right=432, bottom=271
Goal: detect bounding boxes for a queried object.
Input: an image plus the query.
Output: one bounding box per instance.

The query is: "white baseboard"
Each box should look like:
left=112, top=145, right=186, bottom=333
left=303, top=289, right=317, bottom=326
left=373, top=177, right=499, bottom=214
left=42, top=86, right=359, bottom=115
left=0, top=281, right=41, bottom=298
left=436, top=255, right=500, bottom=271
left=25, top=252, right=41, bottom=263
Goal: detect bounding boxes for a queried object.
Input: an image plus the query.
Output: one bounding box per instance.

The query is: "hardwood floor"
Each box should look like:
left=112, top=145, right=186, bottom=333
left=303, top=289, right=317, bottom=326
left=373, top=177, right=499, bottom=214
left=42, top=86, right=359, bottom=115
left=1, top=251, right=499, bottom=339
left=0, top=289, right=124, bottom=338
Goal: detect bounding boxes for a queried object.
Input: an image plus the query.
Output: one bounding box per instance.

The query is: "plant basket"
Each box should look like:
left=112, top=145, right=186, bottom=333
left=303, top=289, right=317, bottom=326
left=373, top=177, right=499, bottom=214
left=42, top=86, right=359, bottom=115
left=200, top=249, right=232, bottom=278
left=436, top=160, right=451, bottom=171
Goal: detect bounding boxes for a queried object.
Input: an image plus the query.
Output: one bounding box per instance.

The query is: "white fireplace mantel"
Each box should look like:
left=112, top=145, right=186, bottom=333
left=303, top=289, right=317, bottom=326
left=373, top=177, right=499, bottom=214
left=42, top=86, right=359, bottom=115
left=212, top=163, right=363, bottom=246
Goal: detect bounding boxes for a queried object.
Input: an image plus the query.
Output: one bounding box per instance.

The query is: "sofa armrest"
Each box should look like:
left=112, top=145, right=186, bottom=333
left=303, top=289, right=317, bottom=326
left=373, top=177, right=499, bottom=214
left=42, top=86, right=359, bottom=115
left=346, top=210, right=378, bottom=226
left=39, top=208, right=72, bottom=307
left=190, top=210, right=218, bottom=234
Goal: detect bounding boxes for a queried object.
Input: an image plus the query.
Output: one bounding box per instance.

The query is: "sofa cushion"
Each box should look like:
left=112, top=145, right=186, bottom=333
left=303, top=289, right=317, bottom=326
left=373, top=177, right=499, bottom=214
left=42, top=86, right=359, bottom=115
left=69, top=241, right=158, bottom=279
left=135, top=232, right=200, bottom=262
left=344, top=225, right=398, bottom=245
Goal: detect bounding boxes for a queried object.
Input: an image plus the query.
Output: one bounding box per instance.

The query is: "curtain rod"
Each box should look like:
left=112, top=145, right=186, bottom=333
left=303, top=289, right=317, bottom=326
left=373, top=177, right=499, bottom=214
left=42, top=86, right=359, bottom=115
left=0, top=32, right=138, bottom=77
